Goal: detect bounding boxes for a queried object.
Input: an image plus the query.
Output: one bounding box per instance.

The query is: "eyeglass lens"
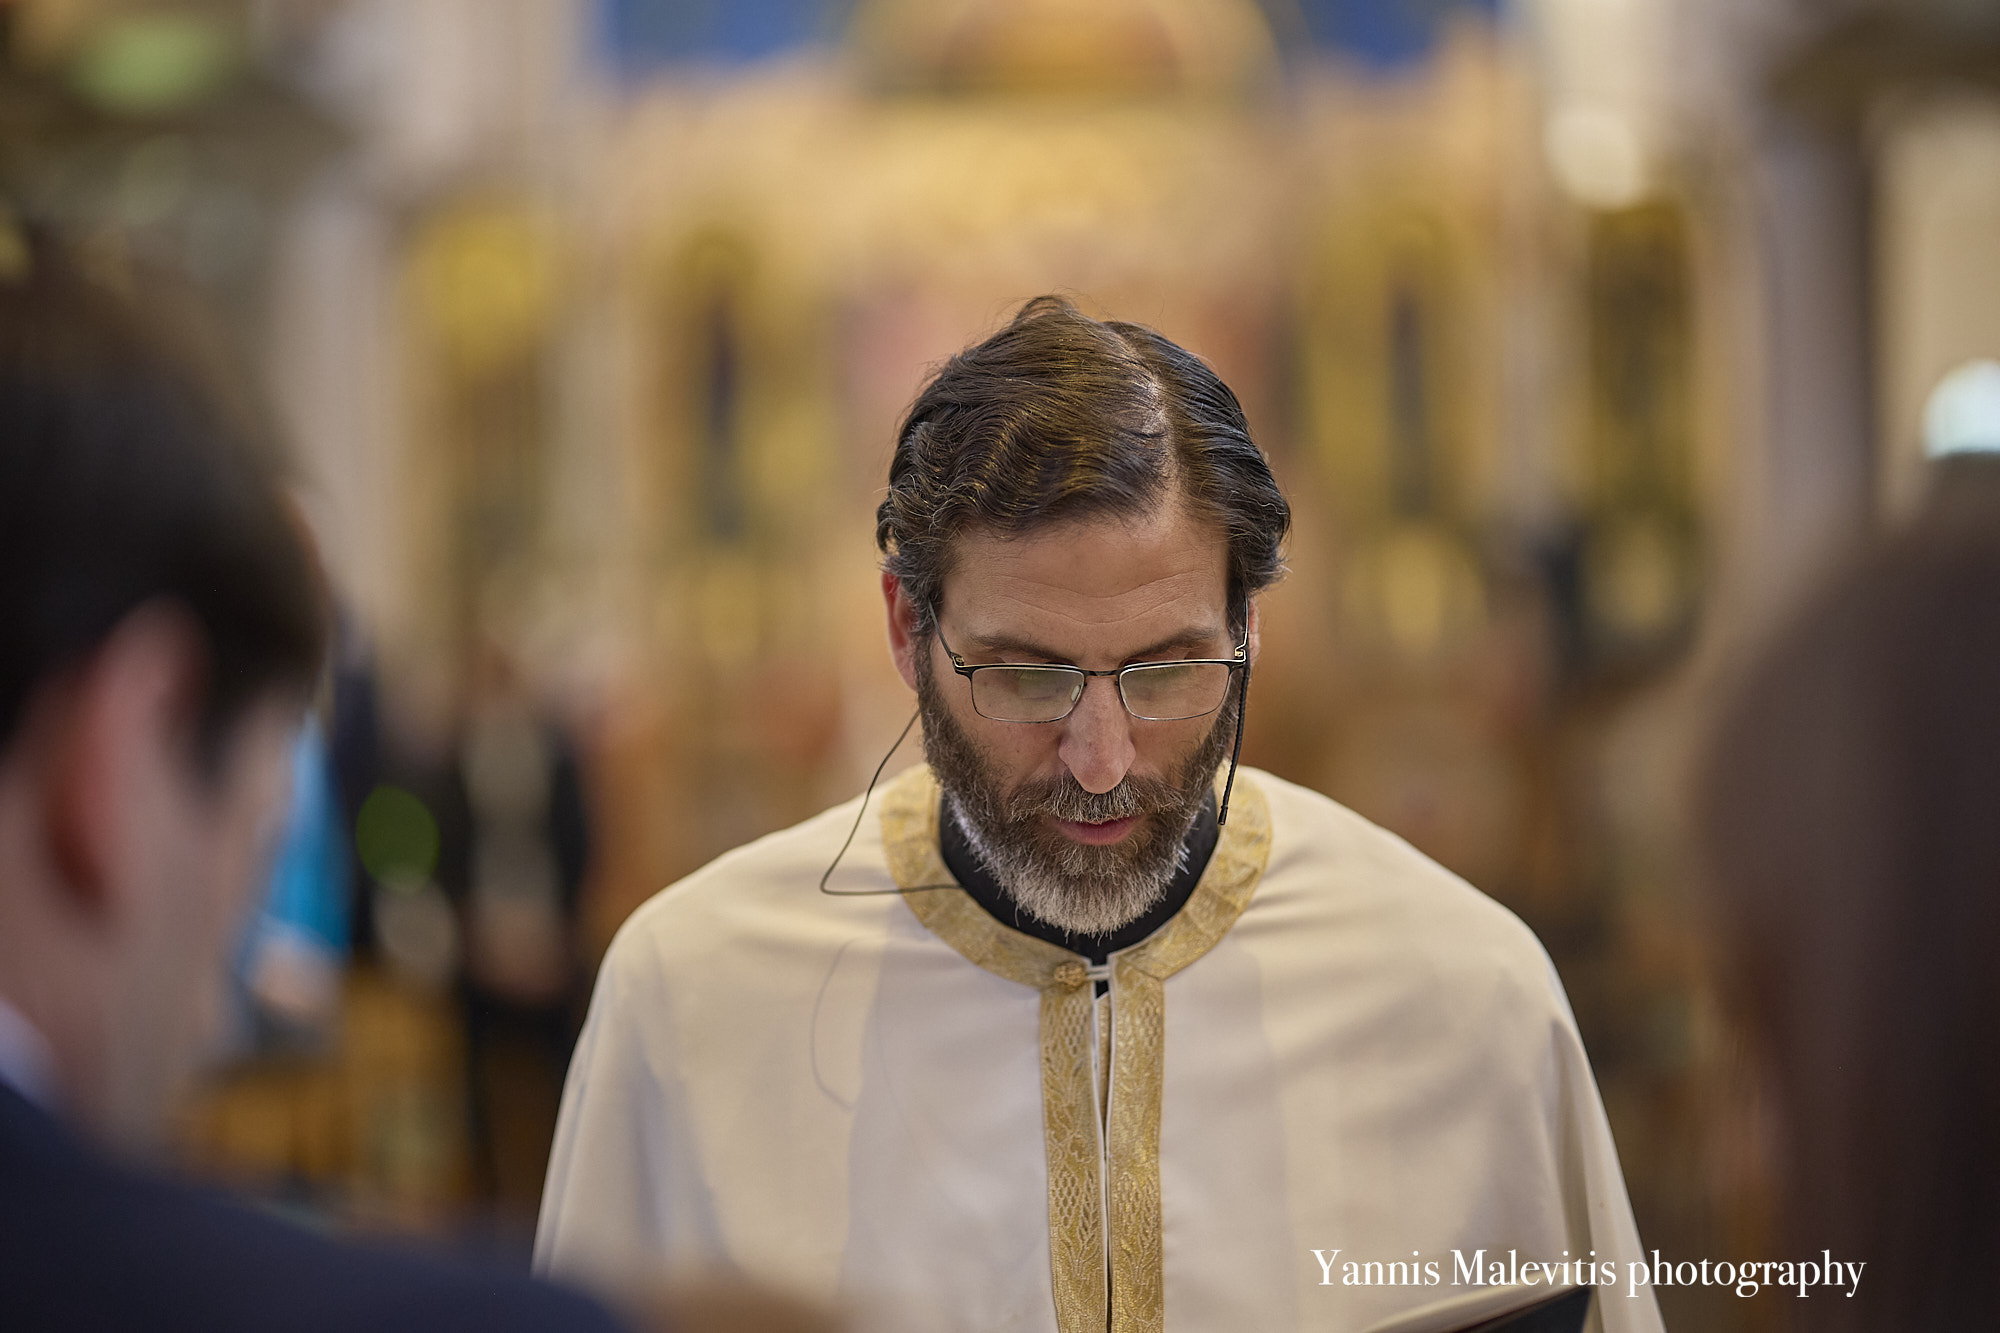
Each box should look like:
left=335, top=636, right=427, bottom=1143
left=969, top=661, right=1232, bottom=723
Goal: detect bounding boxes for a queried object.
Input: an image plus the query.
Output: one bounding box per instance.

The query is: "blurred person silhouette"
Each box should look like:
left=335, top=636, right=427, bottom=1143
left=1697, top=452, right=2000, bottom=1331
left=450, top=636, right=597, bottom=1227
left=227, top=715, right=351, bottom=1054
left=0, top=223, right=630, bottom=1333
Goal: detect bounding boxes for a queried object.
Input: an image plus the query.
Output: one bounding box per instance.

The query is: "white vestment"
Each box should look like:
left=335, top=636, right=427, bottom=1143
left=536, top=765, right=1665, bottom=1333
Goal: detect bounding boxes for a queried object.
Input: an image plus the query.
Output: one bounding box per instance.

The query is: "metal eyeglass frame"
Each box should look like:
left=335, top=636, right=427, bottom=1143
left=932, top=615, right=1248, bottom=724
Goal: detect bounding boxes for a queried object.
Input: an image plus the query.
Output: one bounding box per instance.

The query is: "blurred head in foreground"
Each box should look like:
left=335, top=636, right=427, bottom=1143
left=0, top=227, right=325, bottom=1148
left=1698, top=459, right=2000, bottom=1330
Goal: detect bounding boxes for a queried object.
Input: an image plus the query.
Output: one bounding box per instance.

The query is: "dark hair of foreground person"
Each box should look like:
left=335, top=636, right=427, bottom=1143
left=0, top=228, right=325, bottom=761
left=1698, top=460, right=2000, bottom=1332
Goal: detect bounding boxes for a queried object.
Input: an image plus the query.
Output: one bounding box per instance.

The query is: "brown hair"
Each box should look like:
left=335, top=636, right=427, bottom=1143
left=0, top=226, right=326, bottom=768
left=876, top=296, right=1289, bottom=632
left=1697, top=464, right=2000, bottom=1330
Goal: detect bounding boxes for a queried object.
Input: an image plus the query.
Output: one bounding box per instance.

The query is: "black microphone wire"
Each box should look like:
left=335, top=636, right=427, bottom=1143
left=817, top=708, right=960, bottom=897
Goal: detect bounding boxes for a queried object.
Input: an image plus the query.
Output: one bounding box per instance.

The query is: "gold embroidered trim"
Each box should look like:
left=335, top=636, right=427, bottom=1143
left=880, top=763, right=1274, bottom=1333
left=1041, top=976, right=1107, bottom=1329
left=1108, top=957, right=1165, bottom=1333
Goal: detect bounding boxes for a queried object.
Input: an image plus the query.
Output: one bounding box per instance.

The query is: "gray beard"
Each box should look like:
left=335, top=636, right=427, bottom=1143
left=916, top=663, right=1233, bottom=936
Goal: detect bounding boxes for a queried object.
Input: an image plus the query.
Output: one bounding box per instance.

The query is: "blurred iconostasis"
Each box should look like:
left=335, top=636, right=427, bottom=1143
left=6, top=0, right=1999, bottom=1324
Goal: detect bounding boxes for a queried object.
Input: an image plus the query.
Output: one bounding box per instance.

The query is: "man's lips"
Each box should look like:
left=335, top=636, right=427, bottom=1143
left=1052, top=814, right=1140, bottom=845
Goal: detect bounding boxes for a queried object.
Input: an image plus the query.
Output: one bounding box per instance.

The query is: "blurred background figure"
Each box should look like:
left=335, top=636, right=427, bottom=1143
left=0, top=0, right=1993, bottom=1325
left=1696, top=454, right=2000, bottom=1332
left=449, top=635, right=595, bottom=1236
left=224, top=715, right=352, bottom=1058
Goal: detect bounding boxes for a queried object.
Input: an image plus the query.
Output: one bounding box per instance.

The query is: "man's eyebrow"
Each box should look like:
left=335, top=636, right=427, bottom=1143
left=961, top=625, right=1227, bottom=663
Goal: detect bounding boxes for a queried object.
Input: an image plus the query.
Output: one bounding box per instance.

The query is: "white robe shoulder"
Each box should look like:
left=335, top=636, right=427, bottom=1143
left=538, top=768, right=1662, bottom=1333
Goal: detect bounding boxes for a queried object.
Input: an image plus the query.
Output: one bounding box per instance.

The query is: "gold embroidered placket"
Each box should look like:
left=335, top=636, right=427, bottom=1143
left=879, top=764, right=1272, bottom=1333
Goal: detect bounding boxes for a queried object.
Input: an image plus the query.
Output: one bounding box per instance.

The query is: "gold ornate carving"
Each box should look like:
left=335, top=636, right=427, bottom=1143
left=879, top=763, right=1273, bottom=1333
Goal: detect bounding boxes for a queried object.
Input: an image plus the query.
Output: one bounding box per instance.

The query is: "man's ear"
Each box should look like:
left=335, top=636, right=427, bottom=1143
left=44, top=604, right=208, bottom=920
left=1245, top=599, right=1262, bottom=668
left=883, top=572, right=924, bottom=693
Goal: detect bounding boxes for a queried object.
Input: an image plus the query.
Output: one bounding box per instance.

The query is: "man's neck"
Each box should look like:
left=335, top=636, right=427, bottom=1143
left=938, top=794, right=1219, bottom=965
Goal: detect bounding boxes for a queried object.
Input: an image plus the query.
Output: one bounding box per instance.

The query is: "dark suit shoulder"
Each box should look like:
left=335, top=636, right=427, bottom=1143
left=0, top=1086, right=626, bottom=1333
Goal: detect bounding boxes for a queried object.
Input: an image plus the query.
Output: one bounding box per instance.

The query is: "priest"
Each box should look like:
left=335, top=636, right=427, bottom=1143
left=536, top=297, right=1664, bottom=1333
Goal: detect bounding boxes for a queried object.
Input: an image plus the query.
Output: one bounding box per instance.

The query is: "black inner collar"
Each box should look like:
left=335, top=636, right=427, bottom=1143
left=937, top=792, right=1220, bottom=965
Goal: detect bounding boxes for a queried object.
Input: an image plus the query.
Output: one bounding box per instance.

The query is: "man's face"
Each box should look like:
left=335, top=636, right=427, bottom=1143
left=889, top=499, right=1252, bottom=935
left=104, top=693, right=297, bottom=1144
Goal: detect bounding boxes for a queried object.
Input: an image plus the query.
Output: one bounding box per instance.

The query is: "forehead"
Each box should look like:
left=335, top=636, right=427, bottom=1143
left=939, top=501, right=1229, bottom=649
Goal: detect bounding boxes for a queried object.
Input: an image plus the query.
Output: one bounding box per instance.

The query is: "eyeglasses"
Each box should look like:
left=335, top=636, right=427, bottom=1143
left=933, top=613, right=1248, bottom=723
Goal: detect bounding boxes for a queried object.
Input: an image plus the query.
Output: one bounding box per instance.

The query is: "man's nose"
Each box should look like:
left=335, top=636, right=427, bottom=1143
left=1058, top=675, right=1135, bottom=794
